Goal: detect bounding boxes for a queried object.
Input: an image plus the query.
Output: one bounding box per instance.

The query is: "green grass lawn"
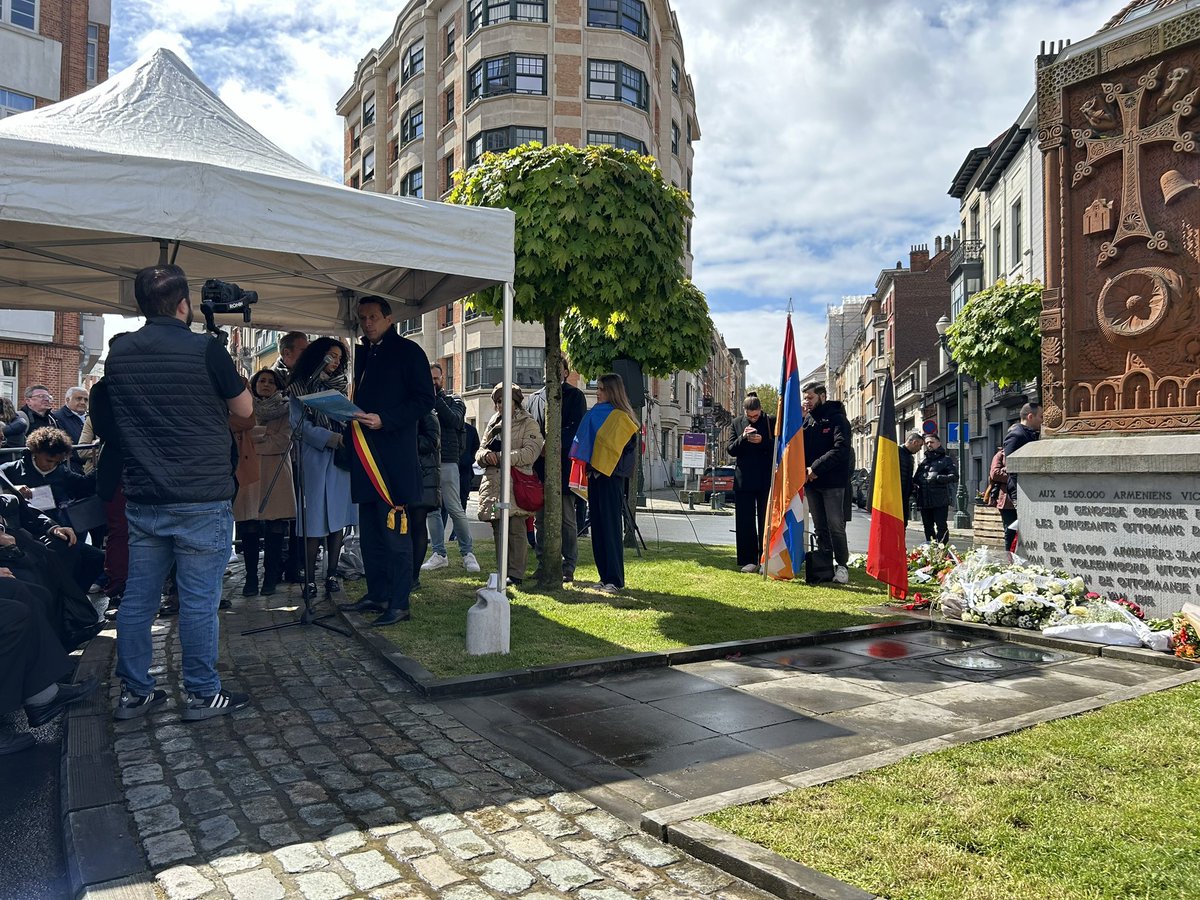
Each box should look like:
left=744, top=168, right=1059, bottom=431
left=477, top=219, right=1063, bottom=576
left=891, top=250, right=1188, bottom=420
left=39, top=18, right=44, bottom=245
left=703, top=683, right=1200, bottom=900
left=343, top=540, right=891, bottom=677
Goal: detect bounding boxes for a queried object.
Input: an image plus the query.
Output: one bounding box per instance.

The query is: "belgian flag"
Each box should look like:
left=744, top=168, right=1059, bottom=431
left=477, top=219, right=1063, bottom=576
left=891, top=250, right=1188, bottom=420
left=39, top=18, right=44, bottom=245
left=866, top=373, right=908, bottom=599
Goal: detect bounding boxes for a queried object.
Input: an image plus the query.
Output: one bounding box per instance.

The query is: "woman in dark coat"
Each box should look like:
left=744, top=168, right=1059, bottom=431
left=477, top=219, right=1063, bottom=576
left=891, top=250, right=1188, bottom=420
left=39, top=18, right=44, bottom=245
left=409, top=411, right=441, bottom=591
left=727, top=395, right=774, bottom=572
left=913, top=434, right=958, bottom=543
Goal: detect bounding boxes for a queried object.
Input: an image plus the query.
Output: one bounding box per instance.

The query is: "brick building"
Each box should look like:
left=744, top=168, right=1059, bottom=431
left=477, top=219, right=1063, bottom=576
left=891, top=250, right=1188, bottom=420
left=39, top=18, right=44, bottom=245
left=336, top=0, right=723, bottom=489
left=0, top=0, right=111, bottom=407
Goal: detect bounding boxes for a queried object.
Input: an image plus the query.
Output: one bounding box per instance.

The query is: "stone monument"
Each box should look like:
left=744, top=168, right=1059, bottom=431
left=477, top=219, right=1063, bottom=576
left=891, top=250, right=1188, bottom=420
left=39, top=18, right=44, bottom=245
left=1010, top=10, right=1200, bottom=615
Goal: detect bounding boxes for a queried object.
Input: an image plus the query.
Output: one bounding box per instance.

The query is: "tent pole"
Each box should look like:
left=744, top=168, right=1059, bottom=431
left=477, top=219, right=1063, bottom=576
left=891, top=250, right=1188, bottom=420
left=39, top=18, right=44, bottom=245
left=498, top=282, right=515, bottom=593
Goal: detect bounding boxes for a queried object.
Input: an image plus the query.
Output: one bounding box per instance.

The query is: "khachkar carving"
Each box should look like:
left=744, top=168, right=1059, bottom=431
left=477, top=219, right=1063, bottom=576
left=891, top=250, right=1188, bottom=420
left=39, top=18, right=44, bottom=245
left=1071, top=63, right=1198, bottom=267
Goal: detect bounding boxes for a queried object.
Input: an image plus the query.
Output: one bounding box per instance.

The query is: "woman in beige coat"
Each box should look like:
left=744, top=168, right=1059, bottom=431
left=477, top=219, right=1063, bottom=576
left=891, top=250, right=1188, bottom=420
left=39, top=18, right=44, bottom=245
left=233, top=369, right=296, bottom=597
left=476, top=383, right=543, bottom=585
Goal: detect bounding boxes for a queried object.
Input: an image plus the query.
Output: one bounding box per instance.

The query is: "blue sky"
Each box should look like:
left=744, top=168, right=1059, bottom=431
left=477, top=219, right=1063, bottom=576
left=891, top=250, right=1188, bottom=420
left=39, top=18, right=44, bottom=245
left=110, top=0, right=1119, bottom=384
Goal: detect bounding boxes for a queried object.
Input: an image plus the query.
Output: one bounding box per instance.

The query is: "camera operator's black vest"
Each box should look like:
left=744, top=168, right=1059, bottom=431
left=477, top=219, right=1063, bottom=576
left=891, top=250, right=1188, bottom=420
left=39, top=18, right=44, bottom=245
left=106, top=317, right=236, bottom=504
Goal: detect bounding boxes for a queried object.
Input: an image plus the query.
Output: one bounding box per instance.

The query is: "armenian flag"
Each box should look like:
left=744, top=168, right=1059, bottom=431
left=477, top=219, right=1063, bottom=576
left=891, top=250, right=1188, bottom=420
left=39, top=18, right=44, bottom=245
left=568, top=402, right=639, bottom=501
left=763, top=315, right=807, bottom=579
left=866, top=373, right=908, bottom=598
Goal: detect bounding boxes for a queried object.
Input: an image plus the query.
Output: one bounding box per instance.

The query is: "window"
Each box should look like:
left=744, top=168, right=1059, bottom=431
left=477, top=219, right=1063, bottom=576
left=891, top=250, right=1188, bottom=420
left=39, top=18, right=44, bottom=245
left=401, top=103, right=423, bottom=144
left=467, top=54, right=546, bottom=103
left=465, top=347, right=546, bottom=389
left=467, top=126, right=546, bottom=166
left=401, top=41, right=424, bottom=83
left=969, top=202, right=980, bottom=239
left=400, top=167, right=423, bottom=198
left=362, top=92, right=376, bottom=127
left=399, top=315, right=422, bottom=335
left=350, top=173, right=360, bottom=189
left=671, top=59, right=680, bottom=94
left=586, top=131, right=646, bottom=154
left=445, top=21, right=456, bottom=58
left=86, top=24, right=99, bottom=83
left=350, top=120, right=362, bottom=151
left=468, top=0, right=547, bottom=33
left=4, top=0, right=35, bottom=29
left=587, top=60, right=647, bottom=110
left=445, top=86, right=455, bottom=124
left=465, top=306, right=482, bottom=321
left=587, top=0, right=649, bottom=40
left=362, top=148, right=375, bottom=182
left=442, top=305, right=454, bottom=328
left=443, top=152, right=456, bottom=192
left=0, top=359, right=18, bottom=405
left=442, top=357, right=455, bottom=392
left=389, top=138, right=399, bottom=163
left=991, top=221, right=1002, bottom=278
left=1011, top=198, right=1022, bottom=267
left=0, top=88, right=35, bottom=119
left=686, top=169, right=692, bottom=193
left=671, top=120, right=679, bottom=155
left=686, top=119, right=692, bottom=145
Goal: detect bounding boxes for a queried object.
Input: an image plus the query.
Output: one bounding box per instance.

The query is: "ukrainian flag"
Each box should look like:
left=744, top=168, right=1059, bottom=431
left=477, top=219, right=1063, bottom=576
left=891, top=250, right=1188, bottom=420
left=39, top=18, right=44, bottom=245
left=764, top=316, right=807, bottom=579
left=568, top=402, right=639, bottom=500
left=866, top=373, right=908, bottom=598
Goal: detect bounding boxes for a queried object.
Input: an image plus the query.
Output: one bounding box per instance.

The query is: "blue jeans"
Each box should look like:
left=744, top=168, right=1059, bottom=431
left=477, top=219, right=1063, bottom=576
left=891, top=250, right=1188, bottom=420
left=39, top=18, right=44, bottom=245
left=116, top=500, right=233, bottom=697
left=429, top=463, right=473, bottom=556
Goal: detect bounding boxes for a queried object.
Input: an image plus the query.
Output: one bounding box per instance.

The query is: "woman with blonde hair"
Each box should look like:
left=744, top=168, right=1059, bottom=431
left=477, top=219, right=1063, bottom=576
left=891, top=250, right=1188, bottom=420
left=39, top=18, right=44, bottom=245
left=475, top=383, right=543, bottom=586
left=569, top=372, right=639, bottom=593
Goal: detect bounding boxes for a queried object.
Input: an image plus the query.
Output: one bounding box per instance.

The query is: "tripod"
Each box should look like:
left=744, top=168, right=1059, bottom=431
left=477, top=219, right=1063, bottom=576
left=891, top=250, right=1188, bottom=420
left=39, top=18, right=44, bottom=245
left=242, top=408, right=349, bottom=638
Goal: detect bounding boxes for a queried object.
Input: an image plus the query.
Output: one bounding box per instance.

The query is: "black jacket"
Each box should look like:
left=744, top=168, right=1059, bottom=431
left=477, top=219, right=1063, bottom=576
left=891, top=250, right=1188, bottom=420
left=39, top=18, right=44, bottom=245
left=2, top=415, right=27, bottom=449
left=350, top=326, right=435, bottom=507
left=727, top=414, right=774, bottom=492
left=914, top=448, right=958, bottom=509
left=86, top=378, right=123, bottom=502
left=899, top=445, right=916, bottom=504
left=55, top=406, right=85, bottom=444
left=414, top=411, right=441, bottom=512
left=458, top=421, right=480, bottom=496
left=1002, top=422, right=1039, bottom=498
left=432, top=390, right=467, bottom=463
left=526, top=380, right=588, bottom=489
left=19, top=407, right=58, bottom=433
left=0, top=452, right=96, bottom=525
left=802, top=400, right=851, bottom=489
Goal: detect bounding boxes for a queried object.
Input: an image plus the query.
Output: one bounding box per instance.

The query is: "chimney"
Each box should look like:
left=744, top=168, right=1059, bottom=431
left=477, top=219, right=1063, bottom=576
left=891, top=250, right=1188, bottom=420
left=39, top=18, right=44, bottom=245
left=934, top=236, right=943, bottom=254
left=909, top=243, right=930, bottom=273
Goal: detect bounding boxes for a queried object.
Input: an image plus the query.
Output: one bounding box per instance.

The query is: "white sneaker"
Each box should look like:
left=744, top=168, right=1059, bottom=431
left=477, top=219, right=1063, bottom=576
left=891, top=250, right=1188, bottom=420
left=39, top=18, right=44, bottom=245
left=740, top=563, right=759, bottom=573
left=462, top=553, right=481, bottom=573
left=421, top=553, right=449, bottom=572
left=832, top=565, right=849, bottom=584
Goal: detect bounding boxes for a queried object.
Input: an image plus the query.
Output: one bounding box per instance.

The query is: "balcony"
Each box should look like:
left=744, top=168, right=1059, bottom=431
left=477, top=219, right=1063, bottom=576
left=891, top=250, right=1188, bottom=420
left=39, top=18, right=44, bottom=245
left=948, top=238, right=984, bottom=281
left=992, top=381, right=1029, bottom=408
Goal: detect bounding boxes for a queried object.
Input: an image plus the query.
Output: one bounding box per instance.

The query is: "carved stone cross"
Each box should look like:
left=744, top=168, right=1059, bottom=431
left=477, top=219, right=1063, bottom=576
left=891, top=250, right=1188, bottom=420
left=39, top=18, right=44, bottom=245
left=1072, top=63, right=1198, bottom=265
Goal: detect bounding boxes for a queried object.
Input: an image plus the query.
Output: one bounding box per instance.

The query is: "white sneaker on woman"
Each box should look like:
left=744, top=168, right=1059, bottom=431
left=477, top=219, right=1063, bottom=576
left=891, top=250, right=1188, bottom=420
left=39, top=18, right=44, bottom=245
left=832, top=565, right=849, bottom=584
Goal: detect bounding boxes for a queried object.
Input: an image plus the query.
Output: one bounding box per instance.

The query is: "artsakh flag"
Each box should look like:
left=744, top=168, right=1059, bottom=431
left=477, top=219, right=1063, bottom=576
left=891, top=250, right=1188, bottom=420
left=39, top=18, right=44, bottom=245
left=866, top=373, right=908, bottom=598
left=763, top=315, right=807, bottom=579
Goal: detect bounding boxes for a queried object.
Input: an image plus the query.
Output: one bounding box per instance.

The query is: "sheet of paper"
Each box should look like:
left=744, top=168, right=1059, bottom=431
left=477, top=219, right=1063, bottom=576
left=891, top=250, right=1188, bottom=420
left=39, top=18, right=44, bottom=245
left=29, top=484, right=56, bottom=511
left=297, top=389, right=363, bottom=423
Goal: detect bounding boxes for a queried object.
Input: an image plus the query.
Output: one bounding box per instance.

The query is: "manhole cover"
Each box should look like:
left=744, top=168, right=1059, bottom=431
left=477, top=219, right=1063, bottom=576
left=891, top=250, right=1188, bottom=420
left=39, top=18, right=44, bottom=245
left=935, top=651, right=1009, bottom=671
left=983, top=645, right=1072, bottom=664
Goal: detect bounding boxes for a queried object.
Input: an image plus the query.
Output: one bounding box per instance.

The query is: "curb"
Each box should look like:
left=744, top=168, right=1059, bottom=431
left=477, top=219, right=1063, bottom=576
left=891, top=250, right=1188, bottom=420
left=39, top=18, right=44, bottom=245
left=339, top=609, right=929, bottom=698
left=639, top=666, right=1200, bottom=900
left=59, top=633, right=156, bottom=900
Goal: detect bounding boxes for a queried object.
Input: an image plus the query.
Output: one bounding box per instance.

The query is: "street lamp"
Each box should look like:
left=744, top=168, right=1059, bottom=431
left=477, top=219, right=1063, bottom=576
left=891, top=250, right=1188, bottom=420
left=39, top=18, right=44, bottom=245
left=934, top=315, right=971, bottom=529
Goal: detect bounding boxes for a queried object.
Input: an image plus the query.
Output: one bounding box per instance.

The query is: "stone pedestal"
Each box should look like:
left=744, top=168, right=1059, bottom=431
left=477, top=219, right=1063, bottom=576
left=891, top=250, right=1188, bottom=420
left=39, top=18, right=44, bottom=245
left=465, top=575, right=510, bottom=656
left=1008, top=435, right=1200, bottom=616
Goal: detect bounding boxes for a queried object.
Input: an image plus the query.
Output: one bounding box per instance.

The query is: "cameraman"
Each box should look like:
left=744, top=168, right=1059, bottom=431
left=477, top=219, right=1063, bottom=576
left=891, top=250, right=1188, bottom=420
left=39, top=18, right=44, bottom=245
left=102, top=265, right=253, bottom=722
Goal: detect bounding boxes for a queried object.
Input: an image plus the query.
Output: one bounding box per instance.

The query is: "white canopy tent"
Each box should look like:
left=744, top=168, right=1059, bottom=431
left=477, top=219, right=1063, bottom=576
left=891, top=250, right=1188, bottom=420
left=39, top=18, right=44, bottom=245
left=0, top=49, right=521, bottom=610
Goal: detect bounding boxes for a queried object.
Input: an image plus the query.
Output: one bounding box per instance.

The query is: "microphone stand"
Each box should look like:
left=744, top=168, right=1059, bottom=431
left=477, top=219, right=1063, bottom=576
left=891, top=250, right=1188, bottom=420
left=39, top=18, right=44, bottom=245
left=242, top=404, right=349, bottom=638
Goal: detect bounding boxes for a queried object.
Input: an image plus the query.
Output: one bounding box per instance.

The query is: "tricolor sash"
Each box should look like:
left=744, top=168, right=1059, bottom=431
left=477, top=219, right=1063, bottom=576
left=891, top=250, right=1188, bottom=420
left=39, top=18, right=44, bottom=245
left=349, top=420, right=408, bottom=533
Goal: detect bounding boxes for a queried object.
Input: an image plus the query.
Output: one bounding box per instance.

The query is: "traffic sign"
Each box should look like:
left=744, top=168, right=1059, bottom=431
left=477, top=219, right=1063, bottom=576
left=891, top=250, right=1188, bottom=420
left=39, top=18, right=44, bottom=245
left=947, top=421, right=970, bottom=447
left=682, top=432, right=707, bottom=470
left=922, top=418, right=938, bottom=435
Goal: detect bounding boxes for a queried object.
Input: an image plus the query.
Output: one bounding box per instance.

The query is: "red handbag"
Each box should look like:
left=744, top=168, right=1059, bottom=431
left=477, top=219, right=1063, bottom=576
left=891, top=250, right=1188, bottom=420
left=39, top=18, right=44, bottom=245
left=511, top=467, right=544, bottom=511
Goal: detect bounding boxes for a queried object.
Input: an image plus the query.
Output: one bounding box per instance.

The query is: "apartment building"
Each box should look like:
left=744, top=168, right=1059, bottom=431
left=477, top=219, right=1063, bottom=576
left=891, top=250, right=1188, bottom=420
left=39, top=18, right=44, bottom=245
left=337, top=0, right=714, bottom=488
left=0, top=0, right=110, bottom=406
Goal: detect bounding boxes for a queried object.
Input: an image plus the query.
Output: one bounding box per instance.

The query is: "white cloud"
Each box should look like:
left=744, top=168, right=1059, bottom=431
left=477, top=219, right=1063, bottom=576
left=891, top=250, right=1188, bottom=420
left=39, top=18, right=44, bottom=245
left=712, top=305, right=828, bottom=388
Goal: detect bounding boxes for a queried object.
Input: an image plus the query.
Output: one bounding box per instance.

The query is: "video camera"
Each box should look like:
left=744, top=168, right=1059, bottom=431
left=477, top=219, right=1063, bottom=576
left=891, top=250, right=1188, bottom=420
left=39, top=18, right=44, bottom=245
left=199, top=279, right=258, bottom=343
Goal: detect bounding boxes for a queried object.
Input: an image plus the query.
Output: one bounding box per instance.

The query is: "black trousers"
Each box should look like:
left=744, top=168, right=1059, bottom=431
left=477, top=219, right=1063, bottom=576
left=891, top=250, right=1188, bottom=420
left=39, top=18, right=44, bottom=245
left=359, top=500, right=413, bottom=614
left=1000, top=507, right=1018, bottom=551
left=808, top=486, right=849, bottom=566
left=588, top=473, right=625, bottom=588
left=921, top=507, right=950, bottom=543
left=410, top=507, right=431, bottom=583
left=0, top=589, right=72, bottom=715
left=734, top=488, right=770, bottom=567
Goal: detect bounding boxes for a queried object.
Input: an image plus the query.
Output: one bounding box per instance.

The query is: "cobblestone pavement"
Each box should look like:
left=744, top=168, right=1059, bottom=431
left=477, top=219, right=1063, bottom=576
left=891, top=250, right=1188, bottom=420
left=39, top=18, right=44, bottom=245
left=103, top=583, right=772, bottom=899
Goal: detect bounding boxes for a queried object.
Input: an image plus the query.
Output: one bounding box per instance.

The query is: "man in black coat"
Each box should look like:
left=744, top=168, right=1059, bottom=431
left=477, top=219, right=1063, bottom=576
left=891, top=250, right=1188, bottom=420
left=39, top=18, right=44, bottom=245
left=727, top=395, right=774, bottom=572
left=801, top=382, right=852, bottom=584
left=19, top=385, right=59, bottom=434
left=1002, top=401, right=1042, bottom=504
left=344, top=296, right=435, bottom=626
left=526, top=357, right=588, bottom=582
left=898, top=431, right=924, bottom=525
left=914, top=434, right=958, bottom=543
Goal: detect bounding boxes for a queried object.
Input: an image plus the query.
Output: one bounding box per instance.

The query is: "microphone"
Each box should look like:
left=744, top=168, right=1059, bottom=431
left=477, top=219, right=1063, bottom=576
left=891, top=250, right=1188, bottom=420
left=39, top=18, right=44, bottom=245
left=323, top=355, right=335, bottom=366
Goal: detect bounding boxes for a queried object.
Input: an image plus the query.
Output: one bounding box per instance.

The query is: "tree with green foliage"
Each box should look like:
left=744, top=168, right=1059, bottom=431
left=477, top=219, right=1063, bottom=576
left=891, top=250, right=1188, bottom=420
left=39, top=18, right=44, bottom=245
left=744, top=383, right=779, bottom=417
left=946, top=280, right=1043, bottom=388
left=448, top=142, right=692, bottom=588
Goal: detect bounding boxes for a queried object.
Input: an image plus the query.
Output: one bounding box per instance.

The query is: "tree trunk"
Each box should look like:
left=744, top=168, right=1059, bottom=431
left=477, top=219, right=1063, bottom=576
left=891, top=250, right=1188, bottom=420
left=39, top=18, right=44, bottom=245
left=538, top=315, right=564, bottom=589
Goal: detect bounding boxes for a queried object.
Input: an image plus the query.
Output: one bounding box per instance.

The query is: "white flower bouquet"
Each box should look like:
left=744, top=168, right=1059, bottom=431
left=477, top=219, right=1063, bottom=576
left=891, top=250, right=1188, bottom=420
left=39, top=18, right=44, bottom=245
left=939, top=548, right=1083, bottom=629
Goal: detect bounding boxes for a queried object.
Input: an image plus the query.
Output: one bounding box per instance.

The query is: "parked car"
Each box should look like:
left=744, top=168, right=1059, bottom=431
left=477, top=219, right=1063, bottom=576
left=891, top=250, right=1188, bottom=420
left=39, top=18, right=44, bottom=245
left=699, top=465, right=735, bottom=500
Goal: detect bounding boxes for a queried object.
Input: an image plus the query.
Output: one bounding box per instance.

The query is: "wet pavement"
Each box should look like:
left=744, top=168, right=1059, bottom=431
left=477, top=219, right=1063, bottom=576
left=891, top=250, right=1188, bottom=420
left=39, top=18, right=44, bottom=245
left=444, top=631, right=1163, bottom=813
